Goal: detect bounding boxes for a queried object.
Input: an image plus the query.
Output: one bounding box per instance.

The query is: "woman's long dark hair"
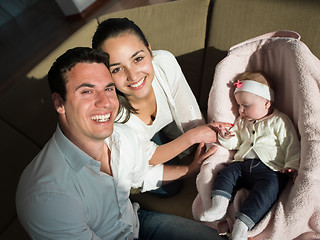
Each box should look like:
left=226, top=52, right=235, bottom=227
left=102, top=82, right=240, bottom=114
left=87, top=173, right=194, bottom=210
left=92, top=18, right=152, bottom=123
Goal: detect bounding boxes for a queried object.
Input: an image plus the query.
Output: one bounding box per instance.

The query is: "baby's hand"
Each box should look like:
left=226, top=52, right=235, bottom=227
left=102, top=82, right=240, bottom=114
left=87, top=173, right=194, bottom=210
left=281, top=168, right=298, bottom=182
left=217, top=125, right=235, bottom=139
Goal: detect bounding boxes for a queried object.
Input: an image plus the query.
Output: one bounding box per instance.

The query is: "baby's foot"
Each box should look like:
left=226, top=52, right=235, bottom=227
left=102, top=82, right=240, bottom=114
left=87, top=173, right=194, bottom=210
left=199, top=195, right=229, bottom=222
left=232, top=219, right=248, bottom=240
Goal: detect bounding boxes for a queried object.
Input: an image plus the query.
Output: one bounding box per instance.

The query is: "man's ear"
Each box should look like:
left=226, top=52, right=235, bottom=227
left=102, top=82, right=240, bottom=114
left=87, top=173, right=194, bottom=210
left=52, top=93, right=65, bottom=114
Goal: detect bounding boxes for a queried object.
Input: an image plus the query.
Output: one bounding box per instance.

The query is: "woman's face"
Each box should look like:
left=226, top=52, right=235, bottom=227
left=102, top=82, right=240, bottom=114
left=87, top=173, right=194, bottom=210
left=100, top=33, right=154, bottom=103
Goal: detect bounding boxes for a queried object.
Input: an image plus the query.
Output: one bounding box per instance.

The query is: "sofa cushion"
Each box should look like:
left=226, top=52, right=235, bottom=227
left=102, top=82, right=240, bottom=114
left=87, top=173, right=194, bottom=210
left=98, top=0, right=211, bottom=101
left=0, top=19, right=99, bottom=148
left=207, top=0, right=320, bottom=55
left=130, top=155, right=197, bottom=220
left=0, top=119, right=40, bottom=235
left=199, top=0, right=320, bottom=112
left=27, top=18, right=99, bottom=79
left=98, top=0, right=210, bottom=56
left=0, top=217, right=29, bottom=239
left=0, top=75, right=57, bottom=147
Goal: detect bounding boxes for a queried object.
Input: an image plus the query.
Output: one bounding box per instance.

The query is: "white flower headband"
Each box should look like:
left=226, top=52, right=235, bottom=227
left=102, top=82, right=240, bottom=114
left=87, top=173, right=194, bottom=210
left=234, top=80, right=274, bottom=101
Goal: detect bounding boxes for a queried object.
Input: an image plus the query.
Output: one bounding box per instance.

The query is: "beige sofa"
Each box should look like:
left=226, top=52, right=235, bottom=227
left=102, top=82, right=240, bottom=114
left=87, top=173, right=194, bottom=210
left=2, top=0, right=320, bottom=238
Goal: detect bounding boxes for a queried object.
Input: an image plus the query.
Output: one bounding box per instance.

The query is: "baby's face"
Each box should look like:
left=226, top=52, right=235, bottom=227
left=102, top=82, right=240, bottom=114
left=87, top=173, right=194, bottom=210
left=235, top=91, right=271, bottom=121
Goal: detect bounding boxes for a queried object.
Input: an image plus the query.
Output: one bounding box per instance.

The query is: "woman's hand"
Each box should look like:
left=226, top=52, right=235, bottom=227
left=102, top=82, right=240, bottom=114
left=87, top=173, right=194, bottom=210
left=216, top=125, right=235, bottom=139
left=189, top=122, right=233, bottom=144
left=161, top=142, right=218, bottom=182
left=188, top=142, right=218, bottom=175
left=210, top=121, right=234, bottom=129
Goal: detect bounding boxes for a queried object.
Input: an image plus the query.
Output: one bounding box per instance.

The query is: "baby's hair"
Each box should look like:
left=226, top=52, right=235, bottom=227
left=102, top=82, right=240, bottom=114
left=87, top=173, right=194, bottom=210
left=236, top=71, right=274, bottom=90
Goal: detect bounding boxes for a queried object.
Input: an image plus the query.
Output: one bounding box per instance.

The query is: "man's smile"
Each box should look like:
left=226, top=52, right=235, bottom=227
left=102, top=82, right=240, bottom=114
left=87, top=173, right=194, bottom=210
left=90, top=113, right=111, bottom=122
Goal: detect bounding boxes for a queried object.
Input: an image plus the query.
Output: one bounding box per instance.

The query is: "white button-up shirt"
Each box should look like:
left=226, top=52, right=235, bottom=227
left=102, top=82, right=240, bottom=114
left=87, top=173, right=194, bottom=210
left=116, top=50, right=205, bottom=160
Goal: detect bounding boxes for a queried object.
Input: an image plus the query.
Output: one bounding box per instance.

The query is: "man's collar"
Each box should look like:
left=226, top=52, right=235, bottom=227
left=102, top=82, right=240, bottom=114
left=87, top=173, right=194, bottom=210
left=54, top=124, right=92, bottom=172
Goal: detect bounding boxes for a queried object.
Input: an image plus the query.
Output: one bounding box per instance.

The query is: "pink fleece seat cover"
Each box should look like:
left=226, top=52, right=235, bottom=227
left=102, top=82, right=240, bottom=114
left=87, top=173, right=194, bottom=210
left=192, top=30, right=320, bottom=240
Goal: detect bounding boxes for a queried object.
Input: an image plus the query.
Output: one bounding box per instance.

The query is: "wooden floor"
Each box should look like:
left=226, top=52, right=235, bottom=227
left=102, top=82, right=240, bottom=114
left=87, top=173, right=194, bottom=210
left=0, top=0, right=172, bottom=94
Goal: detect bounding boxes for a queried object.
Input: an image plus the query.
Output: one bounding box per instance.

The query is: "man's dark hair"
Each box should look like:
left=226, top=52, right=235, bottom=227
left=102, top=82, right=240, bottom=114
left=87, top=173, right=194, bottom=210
left=48, top=47, right=109, bottom=101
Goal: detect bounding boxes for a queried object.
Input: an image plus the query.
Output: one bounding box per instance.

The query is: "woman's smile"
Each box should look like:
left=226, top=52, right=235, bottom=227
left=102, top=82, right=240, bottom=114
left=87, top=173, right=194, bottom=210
left=128, top=77, right=146, bottom=89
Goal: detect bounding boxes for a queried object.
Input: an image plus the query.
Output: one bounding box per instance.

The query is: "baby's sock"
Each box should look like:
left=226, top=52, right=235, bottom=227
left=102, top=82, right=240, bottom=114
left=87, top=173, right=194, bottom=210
left=232, top=219, right=248, bottom=240
left=199, top=195, right=229, bottom=222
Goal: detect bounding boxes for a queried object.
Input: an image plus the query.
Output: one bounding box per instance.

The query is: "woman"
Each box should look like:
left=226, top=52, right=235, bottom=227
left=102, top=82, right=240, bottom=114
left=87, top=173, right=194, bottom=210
left=92, top=18, right=228, bottom=195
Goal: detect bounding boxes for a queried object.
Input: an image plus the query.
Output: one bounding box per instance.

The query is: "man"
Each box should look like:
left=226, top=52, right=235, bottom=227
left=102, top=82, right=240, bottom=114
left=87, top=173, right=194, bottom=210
left=16, top=47, right=223, bottom=239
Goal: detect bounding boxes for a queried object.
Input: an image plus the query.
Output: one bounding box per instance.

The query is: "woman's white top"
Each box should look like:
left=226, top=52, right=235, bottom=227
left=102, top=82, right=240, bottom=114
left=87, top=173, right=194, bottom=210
left=117, top=50, right=205, bottom=160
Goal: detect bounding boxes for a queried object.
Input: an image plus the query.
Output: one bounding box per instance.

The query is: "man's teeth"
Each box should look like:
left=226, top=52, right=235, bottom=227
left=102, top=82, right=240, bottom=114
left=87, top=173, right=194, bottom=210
left=91, top=114, right=110, bottom=122
left=130, top=78, right=145, bottom=88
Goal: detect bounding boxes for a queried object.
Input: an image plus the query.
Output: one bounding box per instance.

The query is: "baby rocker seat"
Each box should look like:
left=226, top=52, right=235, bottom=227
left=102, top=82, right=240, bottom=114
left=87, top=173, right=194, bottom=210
left=192, top=30, right=320, bottom=239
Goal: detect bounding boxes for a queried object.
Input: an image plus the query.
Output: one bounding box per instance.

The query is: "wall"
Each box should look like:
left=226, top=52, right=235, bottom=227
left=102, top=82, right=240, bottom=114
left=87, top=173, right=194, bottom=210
left=55, top=0, right=96, bottom=16
left=0, top=0, right=39, bottom=25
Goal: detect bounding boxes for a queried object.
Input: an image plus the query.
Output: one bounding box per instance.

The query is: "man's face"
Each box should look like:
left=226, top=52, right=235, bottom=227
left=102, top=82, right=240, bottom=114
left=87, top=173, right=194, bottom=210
left=55, top=62, right=119, bottom=145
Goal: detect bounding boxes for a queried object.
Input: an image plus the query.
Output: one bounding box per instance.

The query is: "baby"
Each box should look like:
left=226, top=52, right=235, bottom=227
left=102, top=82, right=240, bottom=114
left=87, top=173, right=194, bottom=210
left=200, top=72, right=300, bottom=240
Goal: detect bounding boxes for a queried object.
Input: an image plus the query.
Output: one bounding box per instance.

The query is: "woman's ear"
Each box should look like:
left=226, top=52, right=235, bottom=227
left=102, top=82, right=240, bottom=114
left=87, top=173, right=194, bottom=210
left=148, top=43, right=153, bottom=59
left=52, top=92, right=65, bottom=114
